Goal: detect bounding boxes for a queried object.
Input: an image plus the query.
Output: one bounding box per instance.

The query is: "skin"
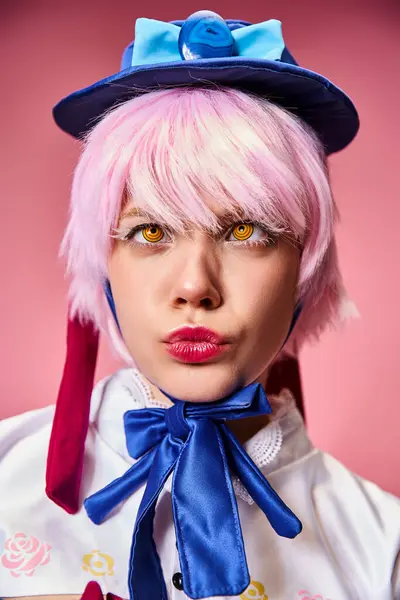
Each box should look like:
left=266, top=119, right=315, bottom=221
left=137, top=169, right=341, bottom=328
left=108, top=194, right=301, bottom=443
left=6, top=201, right=300, bottom=600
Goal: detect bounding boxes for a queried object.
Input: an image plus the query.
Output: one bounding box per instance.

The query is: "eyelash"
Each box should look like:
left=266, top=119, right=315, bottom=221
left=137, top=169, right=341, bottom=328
left=112, top=221, right=277, bottom=249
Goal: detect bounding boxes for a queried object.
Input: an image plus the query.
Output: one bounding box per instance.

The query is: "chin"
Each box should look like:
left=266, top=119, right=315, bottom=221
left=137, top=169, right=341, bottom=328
left=156, top=362, right=248, bottom=403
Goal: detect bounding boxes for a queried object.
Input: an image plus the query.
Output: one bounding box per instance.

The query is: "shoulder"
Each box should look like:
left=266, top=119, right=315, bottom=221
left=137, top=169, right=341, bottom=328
left=0, top=370, right=136, bottom=597
left=311, top=450, right=400, bottom=591
left=0, top=368, right=134, bottom=459
left=0, top=406, right=50, bottom=491
left=317, top=451, right=400, bottom=530
left=0, top=372, right=123, bottom=513
left=0, top=367, right=147, bottom=504
left=0, top=404, right=55, bottom=449
left=0, top=367, right=148, bottom=484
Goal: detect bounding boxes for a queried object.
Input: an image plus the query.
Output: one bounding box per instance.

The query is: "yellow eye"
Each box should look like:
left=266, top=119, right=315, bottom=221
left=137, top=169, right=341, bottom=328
left=231, top=223, right=254, bottom=241
left=141, top=225, right=164, bottom=243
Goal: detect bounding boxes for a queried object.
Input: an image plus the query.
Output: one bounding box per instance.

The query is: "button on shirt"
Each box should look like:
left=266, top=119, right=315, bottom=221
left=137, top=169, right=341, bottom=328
left=0, top=367, right=399, bottom=599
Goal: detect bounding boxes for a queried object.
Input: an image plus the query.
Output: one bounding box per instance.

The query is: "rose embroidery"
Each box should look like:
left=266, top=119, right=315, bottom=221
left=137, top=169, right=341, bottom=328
left=240, top=579, right=269, bottom=600
left=298, top=591, right=333, bottom=600
left=82, top=549, right=114, bottom=577
left=1, top=532, right=51, bottom=577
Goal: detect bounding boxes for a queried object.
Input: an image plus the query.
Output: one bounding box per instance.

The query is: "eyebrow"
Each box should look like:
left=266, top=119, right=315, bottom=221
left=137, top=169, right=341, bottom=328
left=119, top=206, right=245, bottom=227
left=120, top=207, right=149, bottom=219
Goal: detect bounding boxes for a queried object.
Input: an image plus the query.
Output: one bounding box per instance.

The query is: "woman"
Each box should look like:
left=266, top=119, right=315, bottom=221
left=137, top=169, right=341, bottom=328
left=0, top=10, right=399, bottom=600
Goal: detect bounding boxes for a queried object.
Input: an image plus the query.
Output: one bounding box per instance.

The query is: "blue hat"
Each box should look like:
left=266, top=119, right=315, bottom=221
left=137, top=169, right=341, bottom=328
left=53, top=10, right=359, bottom=155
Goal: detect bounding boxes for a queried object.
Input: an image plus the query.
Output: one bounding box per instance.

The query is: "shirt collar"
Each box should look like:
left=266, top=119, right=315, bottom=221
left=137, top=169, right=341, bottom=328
left=90, top=367, right=314, bottom=479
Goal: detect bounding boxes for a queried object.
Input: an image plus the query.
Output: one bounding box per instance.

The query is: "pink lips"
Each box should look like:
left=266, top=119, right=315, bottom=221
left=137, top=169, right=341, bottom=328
left=164, top=326, right=232, bottom=363
left=165, top=325, right=227, bottom=344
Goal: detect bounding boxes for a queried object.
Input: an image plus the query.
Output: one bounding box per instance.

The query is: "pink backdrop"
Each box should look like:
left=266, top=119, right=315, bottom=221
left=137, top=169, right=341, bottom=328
left=1, top=0, right=399, bottom=496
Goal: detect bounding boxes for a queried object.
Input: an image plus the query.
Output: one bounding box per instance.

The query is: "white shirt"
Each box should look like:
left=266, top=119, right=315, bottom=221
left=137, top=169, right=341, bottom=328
left=0, top=367, right=399, bottom=599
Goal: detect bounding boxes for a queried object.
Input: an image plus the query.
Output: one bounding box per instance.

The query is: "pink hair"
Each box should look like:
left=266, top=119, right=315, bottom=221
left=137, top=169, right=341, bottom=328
left=60, top=86, right=356, bottom=362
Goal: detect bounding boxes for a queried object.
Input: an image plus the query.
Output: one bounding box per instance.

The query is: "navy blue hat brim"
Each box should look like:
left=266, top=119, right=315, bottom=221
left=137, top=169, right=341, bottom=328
left=53, top=57, right=359, bottom=155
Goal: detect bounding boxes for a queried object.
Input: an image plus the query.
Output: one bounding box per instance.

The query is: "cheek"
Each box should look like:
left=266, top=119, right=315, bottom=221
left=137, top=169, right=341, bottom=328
left=228, top=256, right=298, bottom=324
left=113, top=279, right=150, bottom=335
left=108, top=249, right=150, bottom=332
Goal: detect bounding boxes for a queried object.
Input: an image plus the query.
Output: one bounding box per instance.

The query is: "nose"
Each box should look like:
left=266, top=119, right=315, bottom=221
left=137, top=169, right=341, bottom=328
left=169, top=238, right=222, bottom=311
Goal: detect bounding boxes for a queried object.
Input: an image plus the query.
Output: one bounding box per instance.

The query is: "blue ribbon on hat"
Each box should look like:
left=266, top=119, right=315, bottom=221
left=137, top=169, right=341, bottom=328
left=130, top=16, right=285, bottom=66
left=84, top=381, right=302, bottom=600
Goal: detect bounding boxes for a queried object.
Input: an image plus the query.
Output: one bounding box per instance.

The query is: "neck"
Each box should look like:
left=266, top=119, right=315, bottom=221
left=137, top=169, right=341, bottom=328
left=139, top=366, right=271, bottom=445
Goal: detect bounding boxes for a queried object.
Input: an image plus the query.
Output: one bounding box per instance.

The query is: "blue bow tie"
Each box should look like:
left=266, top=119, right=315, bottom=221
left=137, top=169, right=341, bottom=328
left=84, top=382, right=302, bottom=599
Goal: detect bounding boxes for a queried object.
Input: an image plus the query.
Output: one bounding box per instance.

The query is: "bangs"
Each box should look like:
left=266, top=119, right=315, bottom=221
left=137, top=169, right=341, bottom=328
left=63, top=85, right=348, bottom=357
left=122, top=87, right=315, bottom=241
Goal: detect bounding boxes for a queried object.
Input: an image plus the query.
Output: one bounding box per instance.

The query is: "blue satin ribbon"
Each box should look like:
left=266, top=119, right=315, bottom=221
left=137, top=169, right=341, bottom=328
left=130, top=17, right=285, bottom=66
left=84, top=382, right=302, bottom=599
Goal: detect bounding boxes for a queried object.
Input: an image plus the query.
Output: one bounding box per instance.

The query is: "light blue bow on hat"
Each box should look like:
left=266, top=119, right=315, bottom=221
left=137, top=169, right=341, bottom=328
left=130, top=16, right=285, bottom=66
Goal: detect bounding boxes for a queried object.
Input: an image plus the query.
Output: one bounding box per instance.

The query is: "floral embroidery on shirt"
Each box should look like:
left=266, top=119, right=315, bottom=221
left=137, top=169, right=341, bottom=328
left=298, top=591, right=333, bottom=600
left=0, top=532, right=51, bottom=577
left=82, top=549, right=115, bottom=577
left=240, top=579, right=268, bottom=599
